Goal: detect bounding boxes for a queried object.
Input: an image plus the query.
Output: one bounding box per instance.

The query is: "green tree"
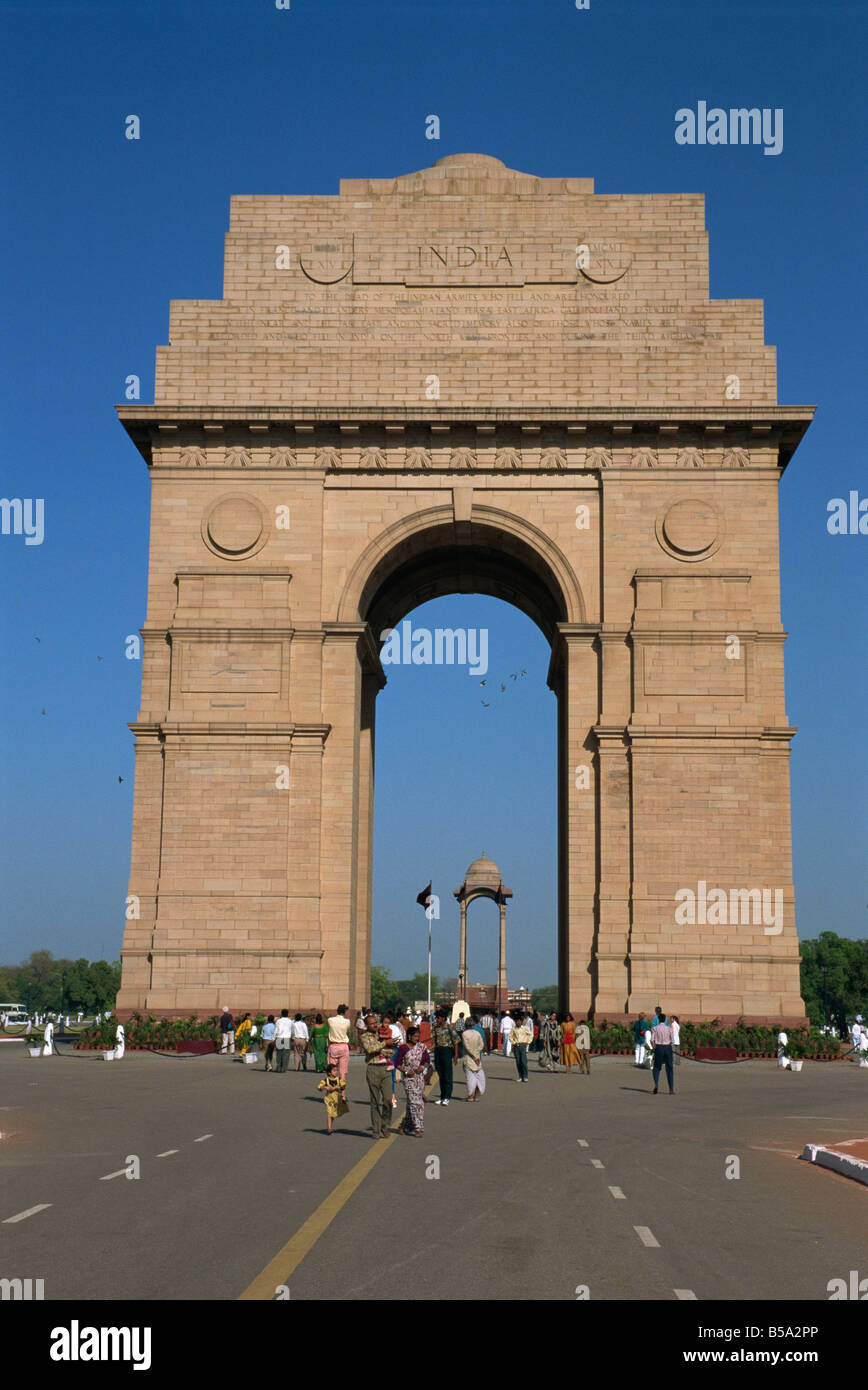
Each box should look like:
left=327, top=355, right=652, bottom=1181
left=800, top=933, right=868, bottom=1033
left=531, top=985, right=558, bottom=1014
left=394, top=973, right=439, bottom=1009
left=87, top=960, right=121, bottom=1012
left=370, top=965, right=396, bottom=1013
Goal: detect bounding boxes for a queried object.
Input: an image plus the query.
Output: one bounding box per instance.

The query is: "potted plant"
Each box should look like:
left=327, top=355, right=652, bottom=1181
left=788, top=1037, right=805, bottom=1071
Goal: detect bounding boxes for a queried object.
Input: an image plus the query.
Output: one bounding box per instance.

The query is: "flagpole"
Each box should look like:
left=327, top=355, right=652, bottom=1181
left=427, top=880, right=432, bottom=1016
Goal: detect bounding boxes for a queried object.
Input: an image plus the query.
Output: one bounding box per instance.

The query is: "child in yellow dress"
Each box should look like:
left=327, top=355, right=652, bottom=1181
left=317, top=1062, right=349, bottom=1133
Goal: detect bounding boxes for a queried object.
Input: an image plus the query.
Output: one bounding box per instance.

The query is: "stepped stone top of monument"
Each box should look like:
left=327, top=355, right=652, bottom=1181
left=134, top=152, right=811, bottom=418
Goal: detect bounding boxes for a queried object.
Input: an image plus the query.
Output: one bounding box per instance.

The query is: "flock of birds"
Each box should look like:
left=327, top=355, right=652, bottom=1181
left=480, top=669, right=527, bottom=708
left=35, top=636, right=123, bottom=780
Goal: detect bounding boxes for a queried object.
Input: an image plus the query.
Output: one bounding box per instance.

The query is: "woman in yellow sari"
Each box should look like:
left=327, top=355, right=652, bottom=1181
left=235, top=1013, right=253, bottom=1055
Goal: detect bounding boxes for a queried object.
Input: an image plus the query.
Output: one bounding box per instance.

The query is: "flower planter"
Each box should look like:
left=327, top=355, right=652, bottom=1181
left=243, top=1051, right=259, bottom=1065
left=790, top=1059, right=803, bottom=1071
left=28, top=1047, right=42, bottom=1058
left=103, top=1050, right=117, bottom=1061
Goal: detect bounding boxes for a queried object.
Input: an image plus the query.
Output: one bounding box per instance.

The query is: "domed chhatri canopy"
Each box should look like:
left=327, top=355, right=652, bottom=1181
left=455, top=854, right=513, bottom=902
left=454, top=854, right=512, bottom=1004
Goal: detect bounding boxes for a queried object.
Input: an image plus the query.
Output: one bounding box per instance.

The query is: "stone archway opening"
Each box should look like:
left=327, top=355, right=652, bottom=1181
left=353, top=518, right=585, bottom=1018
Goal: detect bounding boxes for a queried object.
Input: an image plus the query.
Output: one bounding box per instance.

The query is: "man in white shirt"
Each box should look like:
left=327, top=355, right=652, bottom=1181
left=274, top=1009, right=293, bottom=1073
left=777, top=1029, right=789, bottom=1068
left=42, top=1019, right=54, bottom=1056
left=671, top=1015, right=681, bottom=1066
left=500, top=1011, right=515, bottom=1057
left=292, top=1013, right=310, bottom=1071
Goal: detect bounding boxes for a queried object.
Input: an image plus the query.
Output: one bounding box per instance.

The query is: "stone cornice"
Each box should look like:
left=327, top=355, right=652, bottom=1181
left=118, top=405, right=814, bottom=473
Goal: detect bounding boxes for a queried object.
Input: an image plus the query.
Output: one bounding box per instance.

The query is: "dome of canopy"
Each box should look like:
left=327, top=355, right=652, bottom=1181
left=454, top=854, right=511, bottom=900
left=464, top=854, right=502, bottom=888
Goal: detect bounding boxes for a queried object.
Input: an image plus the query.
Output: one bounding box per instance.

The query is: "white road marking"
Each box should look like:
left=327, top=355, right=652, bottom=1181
left=576, top=1139, right=589, bottom=1147
left=675, top=1288, right=698, bottom=1300
left=156, top=1149, right=179, bottom=1158
left=193, top=1134, right=213, bottom=1142
left=634, top=1226, right=660, bottom=1248
left=590, top=1158, right=604, bottom=1169
left=4, top=1204, right=51, bottom=1223
left=608, top=1185, right=626, bottom=1199
left=100, top=1169, right=127, bottom=1181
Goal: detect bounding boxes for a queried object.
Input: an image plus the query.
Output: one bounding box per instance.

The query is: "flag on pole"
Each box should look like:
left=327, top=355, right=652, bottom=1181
left=416, top=882, right=432, bottom=909
left=494, top=883, right=506, bottom=906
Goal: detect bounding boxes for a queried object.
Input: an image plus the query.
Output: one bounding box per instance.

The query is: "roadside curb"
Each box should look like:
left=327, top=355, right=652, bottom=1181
left=800, top=1141, right=868, bottom=1186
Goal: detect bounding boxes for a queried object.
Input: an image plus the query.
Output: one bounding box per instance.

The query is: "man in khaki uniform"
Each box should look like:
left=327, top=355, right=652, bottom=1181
left=360, top=1014, right=393, bottom=1138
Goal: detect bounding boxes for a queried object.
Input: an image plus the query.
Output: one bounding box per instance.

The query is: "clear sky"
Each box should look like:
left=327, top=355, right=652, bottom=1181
left=0, top=0, right=865, bottom=988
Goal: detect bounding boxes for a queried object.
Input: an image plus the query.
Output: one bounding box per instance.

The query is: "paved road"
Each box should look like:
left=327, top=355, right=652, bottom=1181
left=1, top=1044, right=865, bottom=1302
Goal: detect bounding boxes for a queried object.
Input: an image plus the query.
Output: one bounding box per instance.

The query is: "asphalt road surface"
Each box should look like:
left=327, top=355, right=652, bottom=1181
left=1, top=1044, right=865, bottom=1302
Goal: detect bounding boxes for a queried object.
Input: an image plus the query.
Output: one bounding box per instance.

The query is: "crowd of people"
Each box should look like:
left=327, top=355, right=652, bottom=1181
left=214, top=1000, right=868, bottom=1135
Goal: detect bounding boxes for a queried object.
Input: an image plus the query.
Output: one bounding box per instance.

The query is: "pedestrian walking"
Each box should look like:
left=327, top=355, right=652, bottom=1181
left=360, top=1013, right=393, bottom=1138
left=292, top=1013, right=309, bottom=1070
left=560, top=1014, right=579, bottom=1073
left=777, top=1028, right=789, bottom=1068
left=394, top=1027, right=431, bottom=1136
left=310, top=1013, right=328, bottom=1072
left=327, top=1004, right=352, bottom=1097
left=261, top=1015, right=276, bottom=1070
left=480, top=1011, right=494, bottom=1054
left=576, top=1019, right=591, bottom=1074
left=670, top=1015, right=681, bottom=1066
left=650, top=1013, right=675, bottom=1094
left=274, top=1009, right=293, bottom=1072
left=42, top=1019, right=54, bottom=1056
left=431, top=1008, right=456, bottom=1105
left=114, top=1022, right=125, bottom=1059
left=219, top=1008, right=235, bottom=1055
left=462, top=1017, right=486, bottom=1101
left=512, top=1013, right=533, bottom=1082
left=538, top=1012, right=561, bottom=1071
left=235, top=1014, right=253, bottom=1056
left=633, top=1014, right=648, bottom=1068
left=500, top=1010, right=515, bottom=1056
left=318, top=1063, right=349, bottom=1134
left=452, top=1010, right=467, bottom=1062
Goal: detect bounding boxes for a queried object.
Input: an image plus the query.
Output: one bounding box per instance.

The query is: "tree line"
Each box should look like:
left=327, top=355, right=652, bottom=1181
left=0, top=950, right=121, bottom=1015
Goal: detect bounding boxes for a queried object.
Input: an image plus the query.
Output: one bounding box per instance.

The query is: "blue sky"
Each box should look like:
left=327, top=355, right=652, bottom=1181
left=0, top=0, right=864, bottom=987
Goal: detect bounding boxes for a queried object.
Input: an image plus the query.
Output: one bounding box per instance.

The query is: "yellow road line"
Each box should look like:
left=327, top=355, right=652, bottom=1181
left=240, top=1066, right=437, bottom=1300
left=238, top=1135, right=395, bottom=1300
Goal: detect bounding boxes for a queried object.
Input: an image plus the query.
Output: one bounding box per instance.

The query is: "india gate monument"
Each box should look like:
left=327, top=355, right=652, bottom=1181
left=116, top=153, right=812, bottom=1025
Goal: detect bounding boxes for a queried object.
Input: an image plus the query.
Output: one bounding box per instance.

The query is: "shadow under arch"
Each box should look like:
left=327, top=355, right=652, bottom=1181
left=337, top=504, right=586, bottom=644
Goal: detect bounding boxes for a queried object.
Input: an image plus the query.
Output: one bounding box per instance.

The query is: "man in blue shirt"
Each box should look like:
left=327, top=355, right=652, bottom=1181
left=261, top=1015, right=276, bottom=1071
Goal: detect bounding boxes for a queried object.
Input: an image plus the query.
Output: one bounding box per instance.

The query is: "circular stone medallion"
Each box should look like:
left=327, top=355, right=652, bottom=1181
left=202, top=496, right=266, bottom=558
left=656, top=498, right=722, bottom=560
